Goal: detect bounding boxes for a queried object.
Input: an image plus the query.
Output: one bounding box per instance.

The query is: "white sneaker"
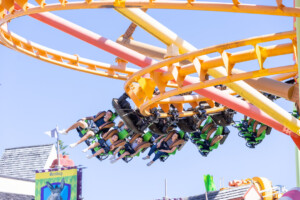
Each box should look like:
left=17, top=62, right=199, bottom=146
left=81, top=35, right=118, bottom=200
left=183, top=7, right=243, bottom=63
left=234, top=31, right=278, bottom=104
left=69, top=143, right=78, bottom=148
left=147, top=161, right=153, bottom=166
left=142, top=156, right=150, bottom=160
left=59, top=129, right=68, bottom=135
left=82, top=148, right=89, bottom=153
left=86, top=155, right=93, bottom=159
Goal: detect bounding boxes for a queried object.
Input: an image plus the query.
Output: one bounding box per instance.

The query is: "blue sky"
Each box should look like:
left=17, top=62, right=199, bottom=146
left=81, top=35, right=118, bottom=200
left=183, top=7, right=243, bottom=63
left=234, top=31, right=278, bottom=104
left=0, top=0, right=297, bottom=199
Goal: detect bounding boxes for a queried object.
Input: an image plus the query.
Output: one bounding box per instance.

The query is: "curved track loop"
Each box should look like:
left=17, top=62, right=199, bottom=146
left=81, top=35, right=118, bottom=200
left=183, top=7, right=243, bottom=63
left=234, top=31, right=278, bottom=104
left=125, top=31, right=297, bottom=116
left=0, top=1, right=233, bottom=114
left=1, top=0, right=300, bottom=144
left=0, top=26, right=136, bottom=80
left=1, top=0, right=300, bottom=19
left=0, top=2, right=222, bottom=113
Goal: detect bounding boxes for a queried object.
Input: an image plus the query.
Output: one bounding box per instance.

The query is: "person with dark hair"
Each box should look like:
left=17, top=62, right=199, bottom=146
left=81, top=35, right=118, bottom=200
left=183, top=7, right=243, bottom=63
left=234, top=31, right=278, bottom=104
left=60, top=110, right=115, bottom=148
left=86, top=134, right=119, bottom=159
left=142, top=131, right=180, bottom=166
left=110, top=136, right=143, bottom=164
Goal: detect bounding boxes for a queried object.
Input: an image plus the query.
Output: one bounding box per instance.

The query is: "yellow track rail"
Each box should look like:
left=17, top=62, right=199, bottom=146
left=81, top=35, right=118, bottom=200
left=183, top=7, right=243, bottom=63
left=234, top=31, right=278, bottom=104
left=0, top=27, right=137, bottom=80
left=1, top=0, right=300, bottom=19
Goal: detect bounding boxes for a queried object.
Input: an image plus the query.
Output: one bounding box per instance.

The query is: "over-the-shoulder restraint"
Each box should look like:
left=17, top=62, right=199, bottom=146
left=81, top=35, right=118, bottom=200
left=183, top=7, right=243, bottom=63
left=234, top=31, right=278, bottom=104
left=103, top=129, right=119, bottom=140
left=93, top=111, right=106, bottom=122
left=99, top=121, right=115, bottom=130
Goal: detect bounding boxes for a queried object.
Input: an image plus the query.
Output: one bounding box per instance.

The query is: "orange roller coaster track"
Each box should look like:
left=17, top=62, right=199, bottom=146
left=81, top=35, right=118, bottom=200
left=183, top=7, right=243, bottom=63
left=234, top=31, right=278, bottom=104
left=1, top=0, right=300, bottom=148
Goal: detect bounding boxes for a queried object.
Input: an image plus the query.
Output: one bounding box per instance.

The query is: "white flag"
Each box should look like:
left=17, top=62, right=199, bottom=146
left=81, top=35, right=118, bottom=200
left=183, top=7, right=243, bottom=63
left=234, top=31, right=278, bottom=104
left=45, top=126, right=59, bottom=138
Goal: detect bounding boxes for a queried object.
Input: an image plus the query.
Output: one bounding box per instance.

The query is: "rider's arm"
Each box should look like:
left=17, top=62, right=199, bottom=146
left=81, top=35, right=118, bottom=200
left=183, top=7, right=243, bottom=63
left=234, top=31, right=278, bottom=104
left=83, top=111, right=104, bottom=121
left=81, top=115, right=95, bottom=121
left=157, top=139, right=163, bottom=148
left=130, top=150, right=140, bottom=157
left=154, top=135, right=165, bottom=143
left=110, top=144, right=115, bottom=150
left=102, top=130, right=110, bottom=138
left=82, top=116, right=93, bottom=121
left=160, top=147, right=176, bottom=154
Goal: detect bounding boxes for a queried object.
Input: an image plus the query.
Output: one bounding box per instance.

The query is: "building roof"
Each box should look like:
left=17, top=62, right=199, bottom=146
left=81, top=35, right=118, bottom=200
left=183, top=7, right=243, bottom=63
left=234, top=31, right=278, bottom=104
left=0, top=144, right=55, bottom=180
left=0, top=192, right=34, bottom=200
left=187, top=185, right=251, bottom=200
left=0, top=174, right=35, bottom=182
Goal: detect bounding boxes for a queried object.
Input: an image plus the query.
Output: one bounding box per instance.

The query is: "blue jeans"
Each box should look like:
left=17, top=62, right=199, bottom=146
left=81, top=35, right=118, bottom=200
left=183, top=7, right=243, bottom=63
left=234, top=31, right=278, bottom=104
left=153, top=151, right=168, bottom=161
left=148, top=144, right=158, bottom=157
left=148, top=144, right=168, bottom=161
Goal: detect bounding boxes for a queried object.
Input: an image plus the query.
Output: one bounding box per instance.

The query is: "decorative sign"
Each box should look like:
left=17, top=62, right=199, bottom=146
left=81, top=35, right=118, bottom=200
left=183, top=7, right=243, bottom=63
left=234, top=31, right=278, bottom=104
left=35, top=168, right=78, bottom=200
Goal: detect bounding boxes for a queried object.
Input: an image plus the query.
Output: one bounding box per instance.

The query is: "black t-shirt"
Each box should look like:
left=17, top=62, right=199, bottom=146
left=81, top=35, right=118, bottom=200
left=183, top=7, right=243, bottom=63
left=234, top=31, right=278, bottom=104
left=160, top=140, right=171, bottom=150
left=94, top=117, right=105, bottom=128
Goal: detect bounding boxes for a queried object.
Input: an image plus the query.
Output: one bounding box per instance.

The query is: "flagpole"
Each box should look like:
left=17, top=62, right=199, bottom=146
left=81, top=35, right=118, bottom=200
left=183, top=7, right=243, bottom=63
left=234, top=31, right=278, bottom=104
left=56, top=125, right=60, bottom=168
left=164, top=178, right=167, bottom=200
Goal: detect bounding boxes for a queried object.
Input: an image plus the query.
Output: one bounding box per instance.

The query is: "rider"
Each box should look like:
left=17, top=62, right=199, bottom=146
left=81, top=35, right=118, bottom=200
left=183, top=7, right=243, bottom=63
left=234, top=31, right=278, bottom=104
left=61, top=110, right=114, bottom=148
left=142, top=131, right=180, bottom=166
left=82, top=127, right=118, bottom=153
left=86, top=134, right=119, bottom=159
left=110, top=136, right=144, bottom=164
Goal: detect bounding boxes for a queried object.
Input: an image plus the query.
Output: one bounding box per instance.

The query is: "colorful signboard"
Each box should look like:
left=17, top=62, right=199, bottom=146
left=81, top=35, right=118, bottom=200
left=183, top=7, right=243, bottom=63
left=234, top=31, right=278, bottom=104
left=35, top=168, right=78, bottom=200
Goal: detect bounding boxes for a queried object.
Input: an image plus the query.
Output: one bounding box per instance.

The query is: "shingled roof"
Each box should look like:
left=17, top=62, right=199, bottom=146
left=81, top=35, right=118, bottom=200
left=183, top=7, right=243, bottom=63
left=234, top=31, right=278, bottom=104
left=0, top=192, right=34, bottom=200
left=187, top=185, right=251, bottom=200
left=0, top=144, right=55, bottom=180
left=158, top=185, right=253, bottom=200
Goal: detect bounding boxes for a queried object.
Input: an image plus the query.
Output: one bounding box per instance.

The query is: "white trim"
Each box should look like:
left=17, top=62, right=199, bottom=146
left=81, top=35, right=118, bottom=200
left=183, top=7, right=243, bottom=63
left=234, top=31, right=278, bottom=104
left=0, top=177, right=35, bottom=195
left=44, top=144, right=57, bottom=169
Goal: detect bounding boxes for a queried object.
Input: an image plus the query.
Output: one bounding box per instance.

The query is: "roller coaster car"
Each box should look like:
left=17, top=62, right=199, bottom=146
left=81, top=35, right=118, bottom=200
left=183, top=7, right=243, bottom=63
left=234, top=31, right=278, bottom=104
left=119, top=131, right=153, bottom=163
left=148, top=108, right=179, bottom=135
left=193, top=118, right=229, bottom=157
left=235, top=116, right=272, bottom=147
left=177, top=117, right=197, bottom=133
left=197, top=129, right=223, bottom=157
left=148, top=107, right=160, bottom=124
left=210, top=109, right=236, bottom=126
left=112, top=95, right=147, bottom=135
left=177, top=106, right=207, bottom=133
left=148, top=118, right=168, bottom=135
left=91, top=128, right=130, bottom=161
left=189, top=116, right=214, bottom=143
left=219, top=126, right=230, bottom=145
left=235, top=119, right=251, bottom=138
left=76, top=117, right=115, bottom=146
left=159, top=130, right=188, bottom=162
left=244, top=121, right=271, bottom=149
